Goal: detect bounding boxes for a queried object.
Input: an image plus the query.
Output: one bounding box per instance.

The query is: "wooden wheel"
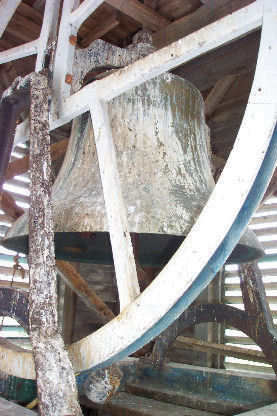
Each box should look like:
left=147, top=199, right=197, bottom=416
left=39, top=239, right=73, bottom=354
left=0, top=0, right=277, bottom=385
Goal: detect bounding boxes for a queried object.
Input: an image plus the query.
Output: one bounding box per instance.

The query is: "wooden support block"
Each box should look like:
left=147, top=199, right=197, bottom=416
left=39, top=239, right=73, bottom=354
left=80, top=364, right=123, bottom=404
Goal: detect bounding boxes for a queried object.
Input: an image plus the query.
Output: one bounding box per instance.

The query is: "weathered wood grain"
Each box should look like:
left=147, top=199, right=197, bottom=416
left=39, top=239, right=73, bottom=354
left=153, top=0, right=255, bottom=47
left=5, top=138, right=69, bottom=181
left=80, top=10, right=120, bottom=47
left=205, top=75, right=237, bottom=118
left=28, top=73, right=82, bottom=416
left=56, top=260, right=115, bottom=322
left=106, top=0, right=170, bottom=31
left=174, top=336, right=268, bottom=363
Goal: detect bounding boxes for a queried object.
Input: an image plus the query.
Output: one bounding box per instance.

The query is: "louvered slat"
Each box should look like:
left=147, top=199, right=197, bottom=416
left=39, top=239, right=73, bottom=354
left=224, top=197, right=277, bottom=374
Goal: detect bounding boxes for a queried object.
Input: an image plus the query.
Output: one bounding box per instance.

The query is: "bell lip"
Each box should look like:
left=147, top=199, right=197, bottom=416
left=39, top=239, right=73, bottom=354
left=2, top=230, right=265, bottom=267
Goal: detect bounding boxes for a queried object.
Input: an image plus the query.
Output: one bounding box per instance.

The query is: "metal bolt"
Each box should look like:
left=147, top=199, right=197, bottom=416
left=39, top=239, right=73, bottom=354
left=69, top=35, right=77, bottom=46
left=65, top=73, right=73, bottom=84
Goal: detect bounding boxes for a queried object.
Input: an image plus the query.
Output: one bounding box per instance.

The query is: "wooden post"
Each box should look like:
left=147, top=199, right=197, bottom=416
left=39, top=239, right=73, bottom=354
left=90, top=99, right=140, bottom=311
left=28, top=73, right=82, bottom=416
left=62, top=263, right=78, bottom=345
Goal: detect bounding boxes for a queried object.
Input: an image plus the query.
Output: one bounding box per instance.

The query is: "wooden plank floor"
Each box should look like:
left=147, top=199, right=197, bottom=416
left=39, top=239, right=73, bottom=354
left=237, top=403, right=277, bottom=415
left=0, top=397, right=36, bottom=415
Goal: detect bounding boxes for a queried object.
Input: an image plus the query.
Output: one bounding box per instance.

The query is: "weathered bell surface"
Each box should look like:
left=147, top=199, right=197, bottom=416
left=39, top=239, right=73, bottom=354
left=2, top=73, right=264, bottom=265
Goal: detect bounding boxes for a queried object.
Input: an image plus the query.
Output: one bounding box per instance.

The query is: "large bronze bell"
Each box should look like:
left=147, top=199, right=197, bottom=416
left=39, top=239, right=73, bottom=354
left=2, top=73, right=264, bottom=266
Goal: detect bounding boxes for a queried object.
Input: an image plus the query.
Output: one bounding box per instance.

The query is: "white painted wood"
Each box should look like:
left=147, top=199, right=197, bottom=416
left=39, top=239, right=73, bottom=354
left=0, top=339, right=35, bottom=379
left=13, top=119, right=29, bottom=148
left=35, top=0, right=61, bottom=72
left=15, top=1, right=263, bottom=142
left=70, top=0, right=104, bottom=29
left=0, top=40, right=37, bottom=65
left=89, top=99, right=140, bottom=310
left=51, top=0, right=80, bottom=117
left=0, top=0, right=61, bottom=69
left=54, top=0, right=263, bottom=129
left=0, top=0, right=22, bottom=38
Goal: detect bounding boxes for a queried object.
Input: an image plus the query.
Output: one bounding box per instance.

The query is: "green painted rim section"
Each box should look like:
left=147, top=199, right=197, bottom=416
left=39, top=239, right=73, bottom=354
left=0, top=373, right=36, bottom=404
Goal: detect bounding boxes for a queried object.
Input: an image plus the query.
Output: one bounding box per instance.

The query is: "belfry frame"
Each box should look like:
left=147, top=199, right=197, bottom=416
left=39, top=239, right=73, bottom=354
left=0, top=0, right=276, bottom=382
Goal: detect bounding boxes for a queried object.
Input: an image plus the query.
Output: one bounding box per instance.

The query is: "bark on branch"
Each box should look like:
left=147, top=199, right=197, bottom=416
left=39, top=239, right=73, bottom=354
left=28, top=73, right=82, bottom=416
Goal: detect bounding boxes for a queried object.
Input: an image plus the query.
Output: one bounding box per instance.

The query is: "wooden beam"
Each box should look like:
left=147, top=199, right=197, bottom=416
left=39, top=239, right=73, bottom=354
left=174, top=31, right=259, bottom=93
left=62, top=263, right=78, bottom=345
left=17, top=2, right=43, bottom=25
left=57, top=1, right=262, bottom=128
left=187, top=0, right=203, bottom=8
left=105, top=0, right=170, bottom=31
left=0, top=0, right=22, bottom=37
left=0, top=213, right=13, bottom=225
left=0, top=63, right=18, bottom=87
left=143, top=0, right=157, bottom=10
left=0, top=280, right=29, bottom=290
left=153, top=0, right=255, bottom=48
left=69, top=0, right=105, bottom=29
left=0, top=40, right=38, bottom=65
left=0, top=191, right=25, bottom=221
left=80, top=11, right=120, bottom=47
left=174, top=336, right=269, bottom=364
left=5, top=138, right=69, bottom=181
left=205, top=74, right=237, bottom=118
left=56, top=260, right=115, bottom=323
left=4, top=191, right=28, bottom=206
left=4, top=13, right=41, bottom=43
left=90, top=99, right=140, bottom=310
left=62, top=286, right=76, bottom=344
